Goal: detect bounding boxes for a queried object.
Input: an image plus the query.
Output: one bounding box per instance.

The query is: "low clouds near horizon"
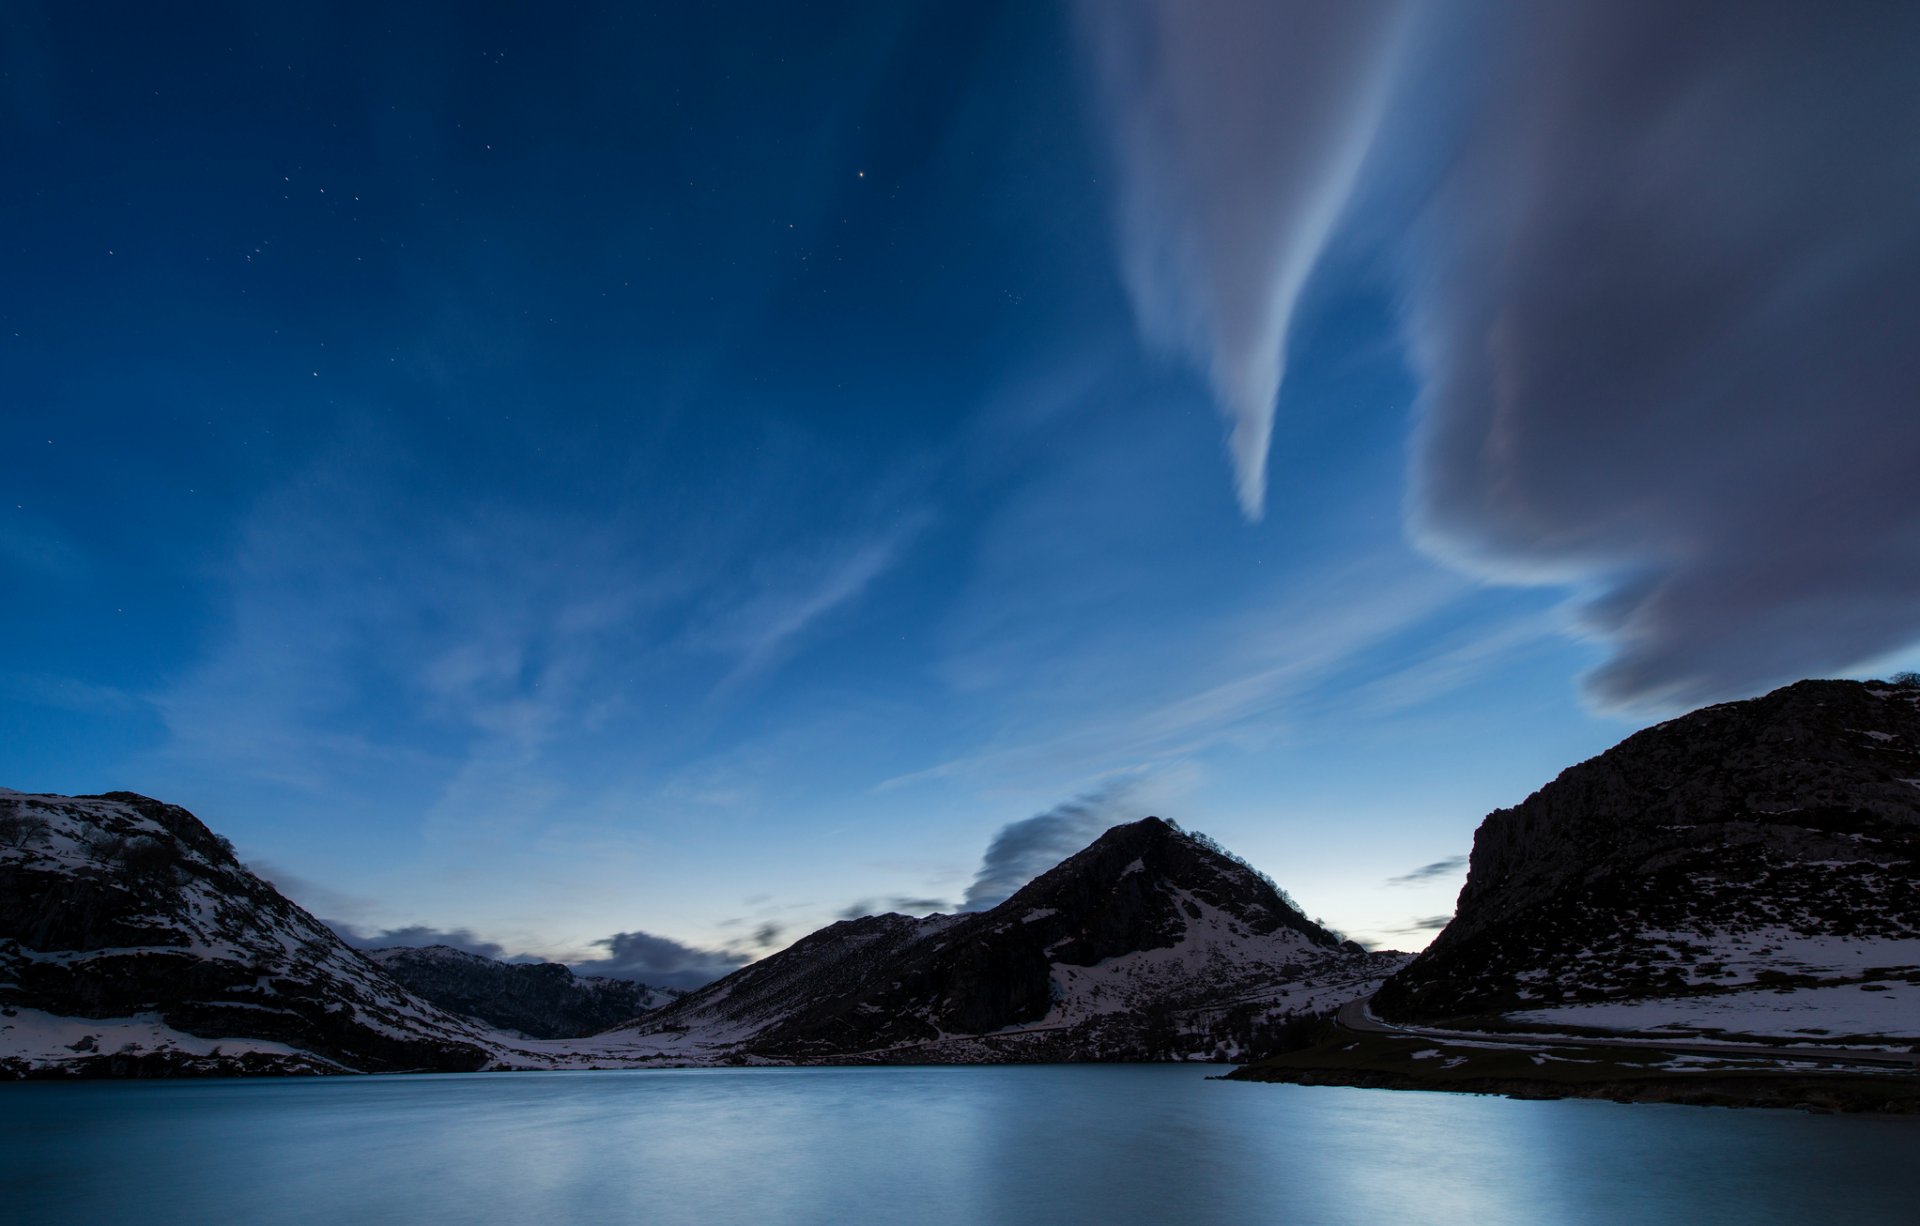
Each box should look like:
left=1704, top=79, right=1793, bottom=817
left=329, top=922, right=509, bottom=961
left=328, top=919, right=748, bottom=991
left=567, top=930, right=749, bottom=991
left=1079, top=0, right=1920, bottom=709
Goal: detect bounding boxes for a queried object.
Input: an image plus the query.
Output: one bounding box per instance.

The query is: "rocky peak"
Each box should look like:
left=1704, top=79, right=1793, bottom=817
left=1014, top=816, right=1343, bottom=954
left=617, top=815, right=1395, bottom=1063
left=1375, top=678, right=1920, bottom=1024
left=1446, top=678, right=1920, bottom=945
left=0, top=789, right=508, bottom=1075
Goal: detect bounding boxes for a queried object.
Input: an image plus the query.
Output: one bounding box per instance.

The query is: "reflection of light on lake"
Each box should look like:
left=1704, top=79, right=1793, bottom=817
left=4, top=1066, right=1915, bottom=1226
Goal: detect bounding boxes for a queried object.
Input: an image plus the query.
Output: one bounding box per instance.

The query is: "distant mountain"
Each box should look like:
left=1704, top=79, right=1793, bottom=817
left=1, top=791, right=1401, bottom=1076
left=598, top=817, right=1406, bottom=1064
left=1374, top=679, right=1920, bottom=1045
left=366, top=944, right=678, bottom=1039
left=0, top=789, right=519, bottom=1076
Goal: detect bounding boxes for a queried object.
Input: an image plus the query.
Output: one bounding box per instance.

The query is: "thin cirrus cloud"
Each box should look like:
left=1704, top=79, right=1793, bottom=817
left=1404, top=0, right=1920, bottom=711
left=694, top=511, right=928, bottom=700
left=1074, top=0, right=1408, bottom=520
left=1384, top=856, right=1466, bottom=888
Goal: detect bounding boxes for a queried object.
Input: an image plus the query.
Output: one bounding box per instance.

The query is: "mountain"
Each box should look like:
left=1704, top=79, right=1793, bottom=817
left=0, top=789, right=525, bottom=1077
left=593, top=817, right=1406, bottom=1064
left=1373, top=678, right=1920, bottom=1045
left=1, top=791, right=1400, bottom=1075
left=366, top=944, right=679, bottom=1039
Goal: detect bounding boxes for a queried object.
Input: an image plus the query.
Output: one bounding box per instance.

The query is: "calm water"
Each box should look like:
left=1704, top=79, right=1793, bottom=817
left=4, top=1066, right=1917, bottom=1225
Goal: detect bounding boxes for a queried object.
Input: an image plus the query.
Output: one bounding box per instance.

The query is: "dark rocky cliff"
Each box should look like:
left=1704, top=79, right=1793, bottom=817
left=1375, top=679, right=1920, bottom=1023
left=0, top=789, right=506, bottom=1076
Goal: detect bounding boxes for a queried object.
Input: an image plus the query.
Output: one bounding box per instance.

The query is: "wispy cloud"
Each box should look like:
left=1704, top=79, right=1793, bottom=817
left=1076, top=0, right=1407, bottom=518
left=695, top=511, right=927, bottom=699
left=1385, top=856, right=1466, bottom=888
left=143, top=444, right=926, bottom=854
left=1, top=672, right=142, bottom=717
left=887, top=558, right=1464, bottom=793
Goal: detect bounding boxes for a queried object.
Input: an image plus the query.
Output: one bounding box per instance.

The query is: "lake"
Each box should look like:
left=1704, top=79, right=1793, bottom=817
left=3, top=1066, right=1917, bottom=1225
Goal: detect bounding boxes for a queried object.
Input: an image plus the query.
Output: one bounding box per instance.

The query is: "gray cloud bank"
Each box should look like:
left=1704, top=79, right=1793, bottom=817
left=1406, top=0, right=1920, bottom=711
left=330, top=922, right=507, bottom=960
left=1084, top=0, right=1920, bottom=708
left=569, top=930, right=748, bottom=991
left=1076, top=0, right=1407, bottom=519
left=330, top=920, right=747, bottom=989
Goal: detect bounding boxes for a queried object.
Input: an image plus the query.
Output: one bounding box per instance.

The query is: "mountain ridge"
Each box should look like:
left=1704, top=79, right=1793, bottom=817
left=0, top=788, right=515, bottom=1076
left=365, top=944, right=679, bottom=1040
left=0, top=794, right=1398, bottom=1075
left=601, top=816, right=1405, bottom=1064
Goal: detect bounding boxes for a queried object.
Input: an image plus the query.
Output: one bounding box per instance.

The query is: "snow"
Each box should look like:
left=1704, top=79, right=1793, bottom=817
left=1017, top=888, right=1392, bottom=1033
left=1509, top=981, right=1919, bottom=1042
left=0, top=1006, right=355, bottom=1071
left=1630, top=928, right=1920, bottom=988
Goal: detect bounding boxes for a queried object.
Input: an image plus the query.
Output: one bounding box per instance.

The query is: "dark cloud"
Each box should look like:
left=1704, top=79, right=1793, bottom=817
left=329, top=922, right=505, bottom=960
left=569, top=930, right=747, bottom=991
left=1405, top=1, right=1920, bottom=710
left=1076, top=0, right=1408, bottom=518
left=1385, top=856, right=1467, bottom=888
left=749, top=922, right=783, bottom=950
left=836, top=896, right=954, bottom=921
left=961, top=785, right=1143, bottom=912
left=1390, top=915, right=1453, bottom=935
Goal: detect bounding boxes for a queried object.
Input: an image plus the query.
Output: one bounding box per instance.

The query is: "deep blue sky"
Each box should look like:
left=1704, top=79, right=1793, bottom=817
left=5, top=2, right=1916, bottom=976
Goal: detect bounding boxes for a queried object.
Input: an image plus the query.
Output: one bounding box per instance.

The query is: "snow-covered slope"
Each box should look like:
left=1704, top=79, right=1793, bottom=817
left=1375, top=679, right=1920, bottom=1045
left=0, top=790, right=534, bottom=1076
left=1, top=794, right=1402, bottom=1075
left=590, top=817, right=1407, bottom=1064
left=366, top=944, right=679, bottom=1039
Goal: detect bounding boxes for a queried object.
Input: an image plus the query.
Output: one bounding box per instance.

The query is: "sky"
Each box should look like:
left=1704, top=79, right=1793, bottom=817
left=4, top=1, right=1917, bottom=981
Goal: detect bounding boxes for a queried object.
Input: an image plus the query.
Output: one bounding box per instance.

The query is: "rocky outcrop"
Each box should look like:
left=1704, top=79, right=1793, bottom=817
left=1375, top=679, right=1920, bottom=1034
left=367, top=945, right=677, bottom=1039
left=611, top=817, right=1406, bottom=1063
left=0, top=789, right=512, bottom=1077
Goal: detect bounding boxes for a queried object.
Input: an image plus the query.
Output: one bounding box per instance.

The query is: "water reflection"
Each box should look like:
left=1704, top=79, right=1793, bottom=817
left=2, top=1066, right=1917, bottom=1226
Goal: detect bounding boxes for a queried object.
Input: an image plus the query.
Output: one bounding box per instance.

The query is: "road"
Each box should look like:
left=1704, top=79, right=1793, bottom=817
left=1334, top=997, right=1920, bottom=1071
